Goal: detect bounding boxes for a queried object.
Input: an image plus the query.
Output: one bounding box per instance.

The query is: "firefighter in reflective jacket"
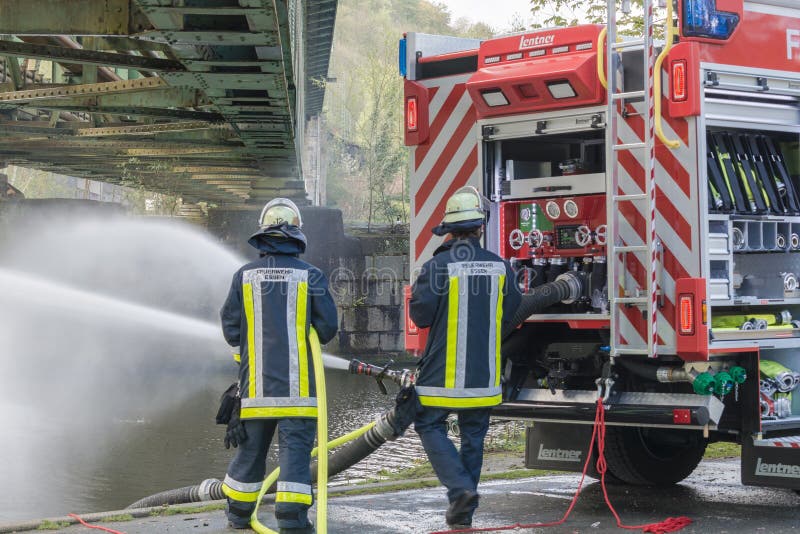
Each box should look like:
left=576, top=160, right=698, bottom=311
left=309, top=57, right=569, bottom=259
left=219, top=198, right=338, bottom=533
left=410, top=186, right=522, bottom=529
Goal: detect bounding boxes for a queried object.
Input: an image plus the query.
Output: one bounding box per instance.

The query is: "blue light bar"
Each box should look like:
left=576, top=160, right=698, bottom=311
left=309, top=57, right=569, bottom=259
left=399, top=38, right=407, bottom=77
left=682, top=0, right=739, bottom=40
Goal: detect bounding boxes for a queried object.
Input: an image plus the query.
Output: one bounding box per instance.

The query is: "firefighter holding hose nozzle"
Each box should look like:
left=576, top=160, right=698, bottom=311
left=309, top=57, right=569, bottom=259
left=410, top=186, right=522, bottom=529
left=218, top=198, right=338, bottom=533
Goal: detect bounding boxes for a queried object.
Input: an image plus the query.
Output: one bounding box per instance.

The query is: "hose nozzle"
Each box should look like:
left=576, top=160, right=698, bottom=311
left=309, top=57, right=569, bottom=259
left=349, top=358, right=415, bottom=393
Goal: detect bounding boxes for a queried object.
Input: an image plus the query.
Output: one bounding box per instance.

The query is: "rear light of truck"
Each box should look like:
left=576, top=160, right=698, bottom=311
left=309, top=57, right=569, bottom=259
left=679, top=294, right=694, bottom=335
left=406, top=96, right=418, bottom=131
left=673, top=408, right=691, bottom=425
left=672, top=60, right=688, bottom=102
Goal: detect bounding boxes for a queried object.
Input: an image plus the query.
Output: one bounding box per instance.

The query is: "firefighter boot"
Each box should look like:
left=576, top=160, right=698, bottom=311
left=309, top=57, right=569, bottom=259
left=446, top=489, right=479, bottom=528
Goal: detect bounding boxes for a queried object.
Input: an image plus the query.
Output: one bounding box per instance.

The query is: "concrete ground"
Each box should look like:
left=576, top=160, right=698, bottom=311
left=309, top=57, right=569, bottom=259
left=31, top=459, right=799, bottom=534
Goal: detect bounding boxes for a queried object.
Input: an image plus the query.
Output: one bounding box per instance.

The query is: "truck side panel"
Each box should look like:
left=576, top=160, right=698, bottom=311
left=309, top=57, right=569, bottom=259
left=408, top=73, right=481, bottom=274
left=613, top=98, right=700, bottom=354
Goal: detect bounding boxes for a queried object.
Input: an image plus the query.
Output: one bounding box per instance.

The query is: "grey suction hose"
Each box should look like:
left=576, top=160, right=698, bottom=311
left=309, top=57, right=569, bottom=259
left=126, top=410, right=400, bottom=509
left=126, top=478, right=224, bottom=509
left=503, top=271, right=584, bottom=338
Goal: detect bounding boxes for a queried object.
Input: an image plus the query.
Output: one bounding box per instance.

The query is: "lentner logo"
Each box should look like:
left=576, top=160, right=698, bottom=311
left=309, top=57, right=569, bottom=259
left=538, top=443, right=582, bottom=462
left=519, top=34, right=555, bottom=50
left=755, top=457, right=800, bottom=478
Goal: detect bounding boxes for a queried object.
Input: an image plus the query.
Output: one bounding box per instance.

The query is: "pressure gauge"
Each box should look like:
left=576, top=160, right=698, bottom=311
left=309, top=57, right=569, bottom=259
left=563, top=199, right=579, bottom=218
left=545, top=201, right=560, bottom=220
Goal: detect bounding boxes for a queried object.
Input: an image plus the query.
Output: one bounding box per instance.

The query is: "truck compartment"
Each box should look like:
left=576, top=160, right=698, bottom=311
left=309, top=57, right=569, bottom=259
left=705, top=127, right=800, bottom=344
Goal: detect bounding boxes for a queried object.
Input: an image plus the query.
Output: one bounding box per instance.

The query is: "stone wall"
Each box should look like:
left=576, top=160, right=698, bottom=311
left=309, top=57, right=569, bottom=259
left=208, top=207, right=409, bottom=356
left=327, top=227, right=409, bottom=356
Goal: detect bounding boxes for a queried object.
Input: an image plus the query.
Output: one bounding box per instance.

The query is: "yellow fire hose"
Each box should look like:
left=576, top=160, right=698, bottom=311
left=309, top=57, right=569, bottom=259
left=250, top=328, right=377, bottom=534
left=712, top=312, right=791, bottom=329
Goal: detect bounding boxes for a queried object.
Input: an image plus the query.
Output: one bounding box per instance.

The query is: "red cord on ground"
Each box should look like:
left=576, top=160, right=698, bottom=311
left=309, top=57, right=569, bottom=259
left=67, top=513, right=126, bottom=534
left=430, top=399, right=692, bottom=534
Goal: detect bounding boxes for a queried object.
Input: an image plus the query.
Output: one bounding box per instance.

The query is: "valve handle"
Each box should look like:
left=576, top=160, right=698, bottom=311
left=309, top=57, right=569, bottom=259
left=527, top=229, right=544, bottom=249
left=575, top=225, right=593, bottom=247
left=594, top=224, right=607, bottom=246
left=508, top=228, right=525, bottom=250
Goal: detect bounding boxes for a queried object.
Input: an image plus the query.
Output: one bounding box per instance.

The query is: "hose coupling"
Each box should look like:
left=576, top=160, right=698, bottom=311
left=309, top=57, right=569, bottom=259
left=555, top=271, right=584, bottom=305
left=197, top=479, right=221, bottom=502
left=374, top=410, right=399, bottom=442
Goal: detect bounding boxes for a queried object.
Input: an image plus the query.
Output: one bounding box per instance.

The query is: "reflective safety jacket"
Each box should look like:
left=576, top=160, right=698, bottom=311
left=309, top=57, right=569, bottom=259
left=220, top=239, right=338, bottom=419
left=410, top=237, right=521, bottom=409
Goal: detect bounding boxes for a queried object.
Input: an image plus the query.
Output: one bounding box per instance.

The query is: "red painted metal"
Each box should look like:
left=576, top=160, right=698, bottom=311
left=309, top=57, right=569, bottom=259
left=675, top=278, right=709, bottom=362
left=466, top=25, right=605, bottom=118
left=403, top=79, right=430, bottom=146
left=500, top=195, right=606, bottom=259
left=691, top=3, right=800, bottom=73
left=666, top=43, right=702, bottom=118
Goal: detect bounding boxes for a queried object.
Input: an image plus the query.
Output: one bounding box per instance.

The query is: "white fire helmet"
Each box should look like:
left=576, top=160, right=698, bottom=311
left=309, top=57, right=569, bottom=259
left=258, top=198, right=302, bottom=228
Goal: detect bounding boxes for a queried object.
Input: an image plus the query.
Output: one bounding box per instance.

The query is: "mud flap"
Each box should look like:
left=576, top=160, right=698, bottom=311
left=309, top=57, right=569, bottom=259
left=741, top=435, right=800, bottom=489
left=525, top=422, right=595, bottom=473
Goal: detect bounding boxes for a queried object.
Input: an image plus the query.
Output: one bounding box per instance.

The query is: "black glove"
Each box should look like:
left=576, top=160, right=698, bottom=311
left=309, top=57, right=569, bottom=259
left=216, top=382, right=239, bottom=425
left=224, top=397, right=247, bottom=449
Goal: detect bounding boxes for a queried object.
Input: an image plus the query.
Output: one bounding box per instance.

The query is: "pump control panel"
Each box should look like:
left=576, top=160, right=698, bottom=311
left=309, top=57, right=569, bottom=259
left=500, top=194, right=606, bottom=259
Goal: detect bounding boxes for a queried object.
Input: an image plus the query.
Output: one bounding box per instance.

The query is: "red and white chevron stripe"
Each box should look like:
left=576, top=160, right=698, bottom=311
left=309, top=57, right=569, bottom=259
left=409, top=74, right=480, bottom=273
left=614, top=92, right=700, bottom=354
left=754, top=436, right=800, bottom=448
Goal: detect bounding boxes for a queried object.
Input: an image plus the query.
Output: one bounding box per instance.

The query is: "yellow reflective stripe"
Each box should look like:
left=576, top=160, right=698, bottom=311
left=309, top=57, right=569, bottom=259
left=240, top=406, right=318, bottom=419
left=222, top=484, right=259, bottom=503
left=233, top=353, right=241, bottom=363
left=495, top=274, right=505, bottom=388
left=296, top=281, right=309, bottom=397
left=276, top=491, right=313, bottom=505
left=242, top=282, right=257, bottom=398
left=445, top=276, right=459, bottom=389
left=418, top=393, right=502, bottom=408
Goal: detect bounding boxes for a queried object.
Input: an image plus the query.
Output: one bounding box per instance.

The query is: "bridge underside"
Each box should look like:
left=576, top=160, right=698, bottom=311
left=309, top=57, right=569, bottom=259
left=0, top=0, right=337, bottom=207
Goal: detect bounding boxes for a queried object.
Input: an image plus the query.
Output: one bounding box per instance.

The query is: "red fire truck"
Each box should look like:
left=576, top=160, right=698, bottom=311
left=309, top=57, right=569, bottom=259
left=402, top=0, right=800, bottom=489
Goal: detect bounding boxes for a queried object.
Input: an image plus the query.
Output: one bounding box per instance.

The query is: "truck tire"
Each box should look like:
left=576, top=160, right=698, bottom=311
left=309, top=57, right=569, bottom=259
left=603, top=426, right=706, bottom=486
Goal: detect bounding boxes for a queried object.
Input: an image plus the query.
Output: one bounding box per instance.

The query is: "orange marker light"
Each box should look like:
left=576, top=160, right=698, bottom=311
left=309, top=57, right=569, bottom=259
left=679, top=294, right=694, bottom=335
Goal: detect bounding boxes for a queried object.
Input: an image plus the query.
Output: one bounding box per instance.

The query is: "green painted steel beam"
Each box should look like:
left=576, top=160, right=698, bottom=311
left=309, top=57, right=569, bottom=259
left=0, top=0, right=135, bottom=35
left=4, top=87, right=207, bottom=109
left=0, top=40, right=184, bottom=71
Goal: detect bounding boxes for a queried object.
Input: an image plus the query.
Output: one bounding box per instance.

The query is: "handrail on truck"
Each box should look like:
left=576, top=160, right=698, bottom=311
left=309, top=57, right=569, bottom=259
left=597, top=3, right=681, bottom=150
left=654, top=0, right=681, bottom=149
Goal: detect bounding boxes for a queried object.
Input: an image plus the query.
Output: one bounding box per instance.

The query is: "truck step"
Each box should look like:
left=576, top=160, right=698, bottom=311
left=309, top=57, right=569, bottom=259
left=753, top=435, right=800, bottom=448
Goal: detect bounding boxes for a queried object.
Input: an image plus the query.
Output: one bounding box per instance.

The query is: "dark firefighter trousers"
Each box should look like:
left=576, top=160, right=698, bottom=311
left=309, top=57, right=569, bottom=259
left=224, top=418, right=316, bottom=529
left=414, top=407, right=492, bottom=518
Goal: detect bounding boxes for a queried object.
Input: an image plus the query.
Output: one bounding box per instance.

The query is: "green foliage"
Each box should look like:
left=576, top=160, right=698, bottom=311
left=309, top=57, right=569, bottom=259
left=704, top=442, right=741, bottom=459
left=150, top=503, right=226, bottom=516
left=103, top=514, right=135, bottom=522
left=37, top=520, right=71, bottom=530
left=528, top=0, right=669, bottom=36
left=7, top=166, right=82, bottom=199
left=118, top=157, right=182, bottom=215
left=323, top=0, right=495, bottom=226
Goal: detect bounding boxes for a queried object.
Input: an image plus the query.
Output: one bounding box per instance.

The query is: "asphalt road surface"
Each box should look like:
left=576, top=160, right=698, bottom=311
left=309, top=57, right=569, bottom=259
left=55, top=459, right=800, bottom=533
